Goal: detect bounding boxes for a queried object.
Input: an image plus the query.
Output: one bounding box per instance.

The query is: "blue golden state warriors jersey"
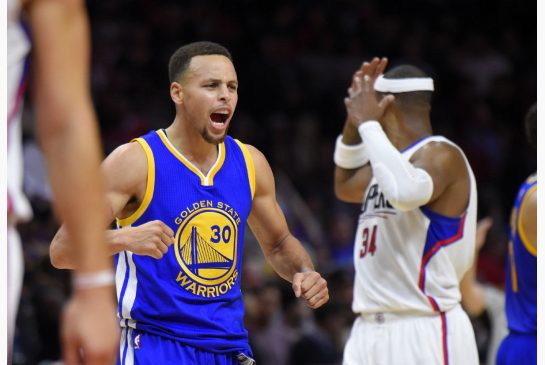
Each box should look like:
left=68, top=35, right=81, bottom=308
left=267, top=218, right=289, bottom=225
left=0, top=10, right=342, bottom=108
left=504, top=174, right=536, bottom=334
left=115, top=130, right=255, bottom=354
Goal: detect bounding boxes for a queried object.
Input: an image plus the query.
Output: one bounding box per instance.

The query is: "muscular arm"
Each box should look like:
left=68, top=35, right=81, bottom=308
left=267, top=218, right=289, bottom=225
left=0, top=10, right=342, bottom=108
left=460, top=217, right=493, bottom=316
left=27, top=0, right=108, bottom=273
left=26, top=0, right=119, bottom=362
left=246, top=145, right=328, bottom=308
left=411, top=142, right=470, bottom=217
left=50, top=142, right=174, bottom=269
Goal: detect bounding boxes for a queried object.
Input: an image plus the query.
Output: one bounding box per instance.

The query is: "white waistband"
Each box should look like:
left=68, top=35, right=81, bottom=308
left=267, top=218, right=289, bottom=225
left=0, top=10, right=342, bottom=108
left=358, top=304, right=462, bottom=324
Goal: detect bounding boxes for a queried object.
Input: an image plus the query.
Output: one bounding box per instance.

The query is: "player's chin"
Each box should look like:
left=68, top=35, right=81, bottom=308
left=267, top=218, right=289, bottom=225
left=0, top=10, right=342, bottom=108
left=203, top=130, right=227, bottom=145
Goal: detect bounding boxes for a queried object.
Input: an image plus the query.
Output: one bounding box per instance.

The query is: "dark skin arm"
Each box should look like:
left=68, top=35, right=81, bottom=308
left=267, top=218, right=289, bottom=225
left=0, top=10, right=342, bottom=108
left=334, top=61, right=387, bottom=203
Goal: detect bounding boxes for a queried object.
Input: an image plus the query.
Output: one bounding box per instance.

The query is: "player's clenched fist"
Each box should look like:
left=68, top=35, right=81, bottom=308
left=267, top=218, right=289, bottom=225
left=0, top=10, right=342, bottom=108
left=292, top=271, right=329, bottom=309
left=115, top=220, right=175, bottom=259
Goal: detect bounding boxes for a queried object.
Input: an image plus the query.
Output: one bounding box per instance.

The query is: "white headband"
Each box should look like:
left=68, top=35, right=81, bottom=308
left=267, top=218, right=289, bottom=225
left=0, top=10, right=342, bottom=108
left=374, top=74, right=434, bottom=93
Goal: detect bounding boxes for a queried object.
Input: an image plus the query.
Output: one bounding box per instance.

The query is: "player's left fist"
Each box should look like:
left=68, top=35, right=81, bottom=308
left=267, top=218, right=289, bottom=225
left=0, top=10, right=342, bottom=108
left=292, top=271, right=329, bottom=309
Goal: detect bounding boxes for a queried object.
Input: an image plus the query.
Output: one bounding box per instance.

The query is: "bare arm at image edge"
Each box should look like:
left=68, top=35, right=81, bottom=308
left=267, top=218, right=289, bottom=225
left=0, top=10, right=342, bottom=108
left=27, top=0, right=119, bottom=363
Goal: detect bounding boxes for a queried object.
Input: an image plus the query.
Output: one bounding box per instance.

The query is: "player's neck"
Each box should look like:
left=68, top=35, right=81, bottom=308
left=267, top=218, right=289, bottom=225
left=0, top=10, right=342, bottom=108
left=385, top=113, right=432, bottom=151
left=164, top=118, right=219, bottom=172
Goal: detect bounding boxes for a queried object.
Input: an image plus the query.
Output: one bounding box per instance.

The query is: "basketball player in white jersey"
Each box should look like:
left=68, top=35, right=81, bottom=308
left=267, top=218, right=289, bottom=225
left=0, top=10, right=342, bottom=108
left=7, top=0, right=118, bottom=363
left=334, top=57, right=479, bottom=364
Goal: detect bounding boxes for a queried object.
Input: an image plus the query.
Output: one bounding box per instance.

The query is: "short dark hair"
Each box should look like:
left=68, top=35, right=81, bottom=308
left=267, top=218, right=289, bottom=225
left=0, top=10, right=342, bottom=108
left=524, top=103, right=536, bottom=149
left=380, top=65, right=432, bottom=110
left=168, top=41, right=232, bottom=83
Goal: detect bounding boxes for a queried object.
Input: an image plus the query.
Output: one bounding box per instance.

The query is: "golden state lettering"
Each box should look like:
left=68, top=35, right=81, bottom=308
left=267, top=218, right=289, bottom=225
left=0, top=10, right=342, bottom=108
left=173, top=202, right=241, bottom=296
left=176, top=270, right=239, bottom=298
left=175, top=200, right=214, bottom=225
left=175, top=200, right=241, bottom=226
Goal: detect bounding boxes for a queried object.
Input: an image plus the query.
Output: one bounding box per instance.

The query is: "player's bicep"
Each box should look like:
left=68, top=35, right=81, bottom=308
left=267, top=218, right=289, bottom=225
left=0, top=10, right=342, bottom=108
left=334, top=165, right=372, bottom=203
left=101, top=142, right=148, bottom=223
left=411, top=143, right=464, bottom=204
left=246, top=146, right=290, bottom=254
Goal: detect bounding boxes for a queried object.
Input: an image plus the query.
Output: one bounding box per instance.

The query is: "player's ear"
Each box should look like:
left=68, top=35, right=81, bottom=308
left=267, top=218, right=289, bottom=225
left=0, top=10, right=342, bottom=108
left=170, top=82, right=183, bottom=105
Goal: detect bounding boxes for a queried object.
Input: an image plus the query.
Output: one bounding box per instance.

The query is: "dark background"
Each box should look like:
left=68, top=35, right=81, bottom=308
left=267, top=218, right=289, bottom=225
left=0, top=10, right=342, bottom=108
left=15, top=0, right=536, bottom=364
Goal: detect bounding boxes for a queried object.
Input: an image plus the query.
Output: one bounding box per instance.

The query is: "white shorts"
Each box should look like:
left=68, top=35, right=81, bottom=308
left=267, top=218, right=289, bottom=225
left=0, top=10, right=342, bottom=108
left=343, top=305, right=478, bottom=365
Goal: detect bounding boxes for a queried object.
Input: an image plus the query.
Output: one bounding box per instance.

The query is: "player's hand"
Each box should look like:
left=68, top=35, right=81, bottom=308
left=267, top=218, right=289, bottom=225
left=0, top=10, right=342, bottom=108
left=476, top=217, right=493, bottom=251
left=123, top=220, right=175, bottom=259
left=62, top=285, right=119, bottom=365
left=292, top=271, right=329, bottom=309
left=345, top=57, right=394, bottom=127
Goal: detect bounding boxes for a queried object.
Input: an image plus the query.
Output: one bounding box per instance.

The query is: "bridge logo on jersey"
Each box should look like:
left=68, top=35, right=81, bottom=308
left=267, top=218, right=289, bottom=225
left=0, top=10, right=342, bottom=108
left=174, top=204, right=240, bottom=298
left=361, top=183, right=396, bottom=219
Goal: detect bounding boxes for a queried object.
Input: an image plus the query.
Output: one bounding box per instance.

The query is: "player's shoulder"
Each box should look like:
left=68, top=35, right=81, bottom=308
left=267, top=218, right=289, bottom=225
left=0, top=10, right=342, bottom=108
left=235, top=142, right=268, bottom=167
left=106, top=140, right=146, bottom=163
left=103, top=140, right=149, bottom=182
left=414, top=138, right=466, bottom=165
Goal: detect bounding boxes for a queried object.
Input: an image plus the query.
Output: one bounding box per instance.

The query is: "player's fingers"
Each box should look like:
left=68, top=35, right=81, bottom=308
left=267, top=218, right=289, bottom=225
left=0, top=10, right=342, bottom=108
left=351, top=69, right=364, bottom=88
left=159, top=221, right=175, bottom=237
left=376, top=57, right=388, bottom=77
left=301, top=275, right=327, bottom=300
left=292, top=272, right=304, bottom=298
left=354, top=76, right=362, bottom=93
left=308, top=290, right=330, bottom=309
left=476, top=217, right=493, bottom=250
left=161, top=232, right=174, bottom=247
left=363, top=75, right=371, bottom=92
left=378, top=94, right=395, bottom=110
left=367, top=57, right=380, bottom=76
left=158, top=238, right=169, bottom=254
left=149, top=248, right=163, bottom=259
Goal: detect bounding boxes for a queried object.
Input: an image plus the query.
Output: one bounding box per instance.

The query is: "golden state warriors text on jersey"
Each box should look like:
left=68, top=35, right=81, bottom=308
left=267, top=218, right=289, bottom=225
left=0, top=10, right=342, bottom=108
left=174, top=200, right=241, bottom=298
left=115, top=130, right=255, bottom=355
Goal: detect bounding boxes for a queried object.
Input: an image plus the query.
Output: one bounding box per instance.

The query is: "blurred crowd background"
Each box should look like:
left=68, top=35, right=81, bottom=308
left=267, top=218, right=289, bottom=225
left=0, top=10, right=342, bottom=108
left=14, top=0, right=536, bottom=364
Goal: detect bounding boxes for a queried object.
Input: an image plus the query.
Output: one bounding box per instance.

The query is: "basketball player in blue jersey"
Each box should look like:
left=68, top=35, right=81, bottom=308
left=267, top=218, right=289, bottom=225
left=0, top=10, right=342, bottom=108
left=334, top=58, right=479, bottom=364
left=496, top=104, right=536, bottom=365
left=50, top=41, right=329, bottom=365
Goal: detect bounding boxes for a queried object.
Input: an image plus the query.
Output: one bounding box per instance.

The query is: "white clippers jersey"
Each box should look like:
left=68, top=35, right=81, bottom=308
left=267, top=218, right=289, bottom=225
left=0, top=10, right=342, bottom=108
left=352, top=136, right=477, bottom=315
left=7, top=0, right=32, bottom=222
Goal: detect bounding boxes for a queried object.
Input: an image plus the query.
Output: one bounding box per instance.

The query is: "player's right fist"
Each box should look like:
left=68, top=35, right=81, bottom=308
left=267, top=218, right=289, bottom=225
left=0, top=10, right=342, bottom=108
left=121, top=220, right=175, bottom=259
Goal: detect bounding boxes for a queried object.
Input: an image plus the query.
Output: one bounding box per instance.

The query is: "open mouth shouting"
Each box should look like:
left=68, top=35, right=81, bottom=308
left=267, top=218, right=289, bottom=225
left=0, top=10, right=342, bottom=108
left=209, top=108, right=231, bottom=132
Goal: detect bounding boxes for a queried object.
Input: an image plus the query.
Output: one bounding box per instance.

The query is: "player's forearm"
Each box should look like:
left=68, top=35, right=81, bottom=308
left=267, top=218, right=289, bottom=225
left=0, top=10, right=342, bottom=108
left=51, top=225, right=127, bottom=270
left=265, top=234, right=315, bottom=283
left=341, top=117, right=362, bottom=144
left=30, top=0, right=113, bottom=273
left=460, top=275, right=486, bottom=317
left=334, top=117, right=373, bottom=202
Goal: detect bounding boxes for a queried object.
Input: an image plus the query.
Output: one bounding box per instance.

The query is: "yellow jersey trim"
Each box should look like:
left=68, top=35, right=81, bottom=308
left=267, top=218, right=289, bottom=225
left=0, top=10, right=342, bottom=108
left=517, top=184, right=537, bottom=257
left=508, top=240, right=518, bottom=293
left=234, top=140, right=256, bottom=199
left=116, top=138, right=155, bottom=227
left=157, top=130, right=224, bottom=186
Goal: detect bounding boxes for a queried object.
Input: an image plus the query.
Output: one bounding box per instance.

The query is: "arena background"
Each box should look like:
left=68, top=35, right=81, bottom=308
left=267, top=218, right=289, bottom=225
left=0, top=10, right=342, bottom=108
left=14, top=0, right=536, bottom=364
